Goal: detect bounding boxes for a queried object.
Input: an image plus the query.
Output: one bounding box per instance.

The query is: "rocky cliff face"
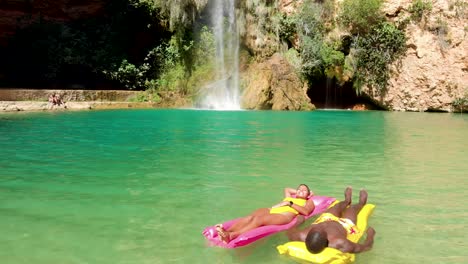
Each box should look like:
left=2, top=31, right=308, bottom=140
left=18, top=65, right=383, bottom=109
left=0, top=0, right=106, bottom=46
left=238, top=0, right=280, bottom=58
left=377, top=0, right=467, bottom=112
left=240, top=0, right=467, bottom=112
left=239, top=0, right=316, bottom=110
left=241, top=53, right=315, bottom=110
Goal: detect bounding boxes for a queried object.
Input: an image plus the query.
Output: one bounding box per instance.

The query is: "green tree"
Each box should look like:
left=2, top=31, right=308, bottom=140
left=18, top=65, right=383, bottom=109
left=352, top=22, right=406, bottom=94
left=297, top=0, right=344, bottom=79
left=297, top=1, right=326, bottom=78
left=339, top=0, right=384, bottom=34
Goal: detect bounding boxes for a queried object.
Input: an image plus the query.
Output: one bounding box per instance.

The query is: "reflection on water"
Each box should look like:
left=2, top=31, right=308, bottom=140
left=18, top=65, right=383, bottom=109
left=0, top=110, right=467, bottom=264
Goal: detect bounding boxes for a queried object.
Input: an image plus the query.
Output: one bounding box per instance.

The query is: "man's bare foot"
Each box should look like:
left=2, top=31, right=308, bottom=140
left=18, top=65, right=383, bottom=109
left=359, top=189, right=368, bottom=205
left=344, top=186, right=352, bottom=205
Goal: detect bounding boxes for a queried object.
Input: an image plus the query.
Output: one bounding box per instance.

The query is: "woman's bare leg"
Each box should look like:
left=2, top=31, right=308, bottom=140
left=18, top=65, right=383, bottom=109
left=226, top=208, right=269, bottom=232
left=223, top=213, right=293, bottom=243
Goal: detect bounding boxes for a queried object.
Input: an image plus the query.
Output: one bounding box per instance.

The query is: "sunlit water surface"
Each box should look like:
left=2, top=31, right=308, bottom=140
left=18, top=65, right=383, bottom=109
left=0, top=110, right=466, bottom=264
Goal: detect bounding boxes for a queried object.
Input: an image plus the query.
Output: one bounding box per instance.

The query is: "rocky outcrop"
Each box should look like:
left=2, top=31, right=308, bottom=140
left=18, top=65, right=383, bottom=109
left=367, top=0, right=467, bottom=112
left=241, top=53, right=315, bottom=110
left=0, top=0, right=107, bottom=46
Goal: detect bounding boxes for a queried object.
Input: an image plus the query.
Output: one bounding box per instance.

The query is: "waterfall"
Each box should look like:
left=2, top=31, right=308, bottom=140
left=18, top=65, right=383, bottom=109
left=325, top=77, right=340, bottom=109
left=197, top=0, right=240, bottom=110
left=325, top=77, right=332, bottom=109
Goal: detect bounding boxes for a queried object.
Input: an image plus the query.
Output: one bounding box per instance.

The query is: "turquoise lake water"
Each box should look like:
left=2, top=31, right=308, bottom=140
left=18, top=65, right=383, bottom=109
left=0, top=109, right=467, bottom=264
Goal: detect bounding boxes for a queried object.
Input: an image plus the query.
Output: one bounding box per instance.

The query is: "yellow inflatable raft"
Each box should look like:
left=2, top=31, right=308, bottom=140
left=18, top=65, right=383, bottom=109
left=277, top=203, right=375, bottom=264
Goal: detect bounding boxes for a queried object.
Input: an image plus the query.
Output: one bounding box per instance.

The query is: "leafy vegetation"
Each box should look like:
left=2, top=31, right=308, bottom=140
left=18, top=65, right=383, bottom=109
left=352, top=23, right=407, bottom=94
left=297, top=1, right=343, bottom=79
left=277, top=14, right=297, bottom=43
left=409, top=0, right=433, bottom=22
left=452, top=94, right=468, bottom=113
left=149, top=24, right=217, bottom=97
left=284, top=48, right=302, bottom=71
left=128, top=89, right=161, bottom=103
left=123, top=1, right=220, bottom=97
left=338, top=0, right=384, bottom=34
left=432, top=17, right=451, bottom=50
left=104, top=59, right=151, bottom=90
left=294, top=0, right=406, bottom=94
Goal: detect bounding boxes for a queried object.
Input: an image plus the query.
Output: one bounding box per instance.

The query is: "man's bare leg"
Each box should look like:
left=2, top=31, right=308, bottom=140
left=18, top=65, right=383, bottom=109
left=326, top=186, right=352, bottom=217
left=342, top=189, right=368, bottom=223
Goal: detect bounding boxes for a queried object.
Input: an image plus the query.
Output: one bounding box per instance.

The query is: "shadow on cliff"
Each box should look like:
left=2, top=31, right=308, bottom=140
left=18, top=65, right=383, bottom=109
left=0, top=0, right=170, bottom=90
left=307, top=78, right=384, bottom=110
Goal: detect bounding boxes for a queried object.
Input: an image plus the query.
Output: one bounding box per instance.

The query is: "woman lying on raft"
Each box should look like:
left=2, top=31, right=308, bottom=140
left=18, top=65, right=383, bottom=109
left=216, top=184, right=315, bottom=244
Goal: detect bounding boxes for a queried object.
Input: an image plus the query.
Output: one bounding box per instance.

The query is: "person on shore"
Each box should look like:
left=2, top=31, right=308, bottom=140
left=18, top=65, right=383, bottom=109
left=48, top=93, right=66, bottom=109
left=216, top=184, right=315, bottom=244
left=48, top=94, right=55, bottom=109
left=55, top=94, right=63, bottom=106
left=287, top=187, right=376, bottom=254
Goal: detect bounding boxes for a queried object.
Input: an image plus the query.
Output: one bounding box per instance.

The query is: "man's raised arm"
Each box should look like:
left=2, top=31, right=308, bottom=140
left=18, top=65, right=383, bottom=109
left=337, top=227, right=376, bottom=253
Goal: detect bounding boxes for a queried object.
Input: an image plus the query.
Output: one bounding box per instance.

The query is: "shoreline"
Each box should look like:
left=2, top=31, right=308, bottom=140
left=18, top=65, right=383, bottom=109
left=0, top=89, right=191, bottom=112
left=0, top=101, right=159, bottom=112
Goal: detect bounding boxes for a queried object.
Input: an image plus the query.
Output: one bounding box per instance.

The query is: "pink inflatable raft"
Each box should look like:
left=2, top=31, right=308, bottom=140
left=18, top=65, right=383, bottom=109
left=202, top=195, right=336, bottom=248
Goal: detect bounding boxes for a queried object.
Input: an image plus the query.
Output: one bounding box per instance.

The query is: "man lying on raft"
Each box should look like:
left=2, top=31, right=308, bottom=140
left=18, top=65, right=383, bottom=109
left=216, top=184, right=315, bottom=244
left=287, top=187, right=376, bottom=254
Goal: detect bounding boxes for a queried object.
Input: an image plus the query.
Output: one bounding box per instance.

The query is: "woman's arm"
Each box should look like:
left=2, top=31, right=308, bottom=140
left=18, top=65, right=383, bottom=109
left=271, top=188, right=296, bottom=208
left=270, top=200, right=290, bottom=209
left=284, top=187, right=297, bottom=197
left=290, top=198, right=315, bottom=216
